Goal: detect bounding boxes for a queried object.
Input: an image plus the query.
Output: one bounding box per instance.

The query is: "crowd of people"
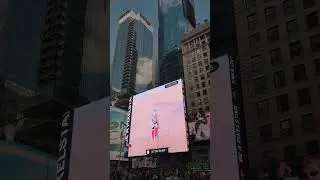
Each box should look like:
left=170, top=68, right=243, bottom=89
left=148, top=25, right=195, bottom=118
left=111, top=167, right=210, bottom=180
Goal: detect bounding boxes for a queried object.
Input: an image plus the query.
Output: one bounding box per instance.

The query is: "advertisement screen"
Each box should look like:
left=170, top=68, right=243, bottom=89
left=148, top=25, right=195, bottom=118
left=127, top=79, right=189, bottom=157
left=110, top=107, right=128, bottom=161
left=187, top=111, right=210, bottom=142
left=210, top=55, right=246, bottom=180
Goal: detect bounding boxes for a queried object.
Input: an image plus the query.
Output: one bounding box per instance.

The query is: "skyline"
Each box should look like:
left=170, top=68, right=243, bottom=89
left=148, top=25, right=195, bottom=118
left=110, top=0, right=210, bottom=65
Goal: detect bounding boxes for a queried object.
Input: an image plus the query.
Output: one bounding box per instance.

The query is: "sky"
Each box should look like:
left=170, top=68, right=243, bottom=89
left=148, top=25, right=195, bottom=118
left=110, top=0, right=210, bottom=65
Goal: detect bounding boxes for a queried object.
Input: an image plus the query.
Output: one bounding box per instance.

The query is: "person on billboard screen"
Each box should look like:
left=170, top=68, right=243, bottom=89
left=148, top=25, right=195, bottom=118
left=195, top=112, right=210, bottom=140
left=151, top=109, right=159, bottom=141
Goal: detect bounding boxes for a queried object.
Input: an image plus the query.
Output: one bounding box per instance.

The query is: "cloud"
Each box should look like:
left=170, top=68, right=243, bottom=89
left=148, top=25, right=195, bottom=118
left=135, top=57, right=153, bottom=86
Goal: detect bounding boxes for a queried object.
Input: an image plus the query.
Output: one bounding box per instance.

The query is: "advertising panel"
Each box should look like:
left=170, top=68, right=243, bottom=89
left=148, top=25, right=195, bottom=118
left=210, top=55, right=247, bottom=180
left=187, top=111, right=210, bottom=142
left=110, top=107, right=128, bottom=161
left=127, top=79, right=189, bottom=157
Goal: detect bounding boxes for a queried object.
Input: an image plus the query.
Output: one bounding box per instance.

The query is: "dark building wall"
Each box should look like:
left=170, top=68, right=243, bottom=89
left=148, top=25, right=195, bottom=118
left=1, top=0, right=47, bottom=90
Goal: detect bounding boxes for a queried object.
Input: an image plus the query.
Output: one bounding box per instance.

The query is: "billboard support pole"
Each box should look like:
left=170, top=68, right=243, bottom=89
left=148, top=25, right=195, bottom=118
left=117, top=128, right=123, bottom=170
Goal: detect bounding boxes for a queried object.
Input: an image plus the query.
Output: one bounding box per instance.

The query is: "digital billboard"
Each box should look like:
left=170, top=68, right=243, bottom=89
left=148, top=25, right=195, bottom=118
left=210, top=55, right=247, bottom=180
left=57, top=97, right=110, bottom=180
left=126, top=79, right=189, bottom=157
left=187, top=111, right=210, bottom=142
left=110, top=107, right=128, bottom=161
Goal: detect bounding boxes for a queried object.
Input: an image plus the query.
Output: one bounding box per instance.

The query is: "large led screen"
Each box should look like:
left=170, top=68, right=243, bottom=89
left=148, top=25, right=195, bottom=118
left=127, top=79, right=189, bottom=157
left=187, top=111, right=210, bottom=142
left=110, top=107, right=128, bottom=161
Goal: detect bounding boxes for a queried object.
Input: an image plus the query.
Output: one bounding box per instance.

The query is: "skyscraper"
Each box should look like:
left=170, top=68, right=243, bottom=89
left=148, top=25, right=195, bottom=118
left=111, top=10, right=154, bottom=96
left=158, top=0, right=196, bottom=85
left=39, top=0, right=109, bottom=103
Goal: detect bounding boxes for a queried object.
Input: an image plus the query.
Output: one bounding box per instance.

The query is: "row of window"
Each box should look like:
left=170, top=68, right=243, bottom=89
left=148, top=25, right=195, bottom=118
left=260, top=112, right=317, bottom=143
left=183, top=32, right=210, bottom=53
left=253, top=60, right=320, bottom=95
left=250, top=26, right=320, bottom=50
left=247, top=0, right=316, bottom=27
left=257, top=86, right=314, bottom=119
left=262, top=139, right=319, bottom=163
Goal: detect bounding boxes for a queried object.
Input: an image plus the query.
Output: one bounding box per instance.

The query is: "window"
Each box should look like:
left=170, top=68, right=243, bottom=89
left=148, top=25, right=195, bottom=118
left=273, top=70, right=286, bottom=88
left=260, top=124, right=273, bottom=143
left=195, top=76, right=199, bottom=82
left=196, top=92, right=201, bottom=97
left=189, top=84, right=194, bottom=91
left=265, top=7, right=276, bottom=24
left=290, top=41, right=303, bottom=60
left=191, top=101, right=195, bottom=107
left=293, top=64, right=307, bottom=82
left=257, top=100, right=270, bottom=119
left=301, top=113, right=317, bottom=132
left=193, top=70, right=198, bottom=75
left=310, top=35, right=320, bottom=53
left=303, top=0, right=315, bottom=9
left=204, top=59, right=209, bottom=64
left=306, top=11, right=319, bottom=30
left=203, top=52, right=208, bottom=57
left=249, top=33, right=260, bottom=48
left=314, top=59, right=320, bottom=76
left=202, top=82, right=206, bottom=88
left=280, top=118, right=293, bottom=137
left=262, top=150, right=276, bottom=166
left=305, top=140, right=319, bottom=155
left=246, top=0, right=257, bottom=9
left=276, top=94, right=290, bottom=113
left=197, top=99, right=202, bottom=105
left=203, top=89, right=207, bottom=95
left=198, top=61, right=203, bottom=67
left=283, top=0, right=296, bottom=16
left=267, top=26, right=279, bottom=42
left=297, top=88, right=311, bottom=107
left=205, top=106, right=210, bottom=111
left=204, top=97, right=209, bottom=103
left=196, top=84, right=200, bottom=89
left=192, top=63, right=197, bottom=68
left=283, top=145, right=296, bottom=161
left=253, top=76, right=267, bottom=93
left=247, top=13, right=258, bottom=31
left=200, top=74, right=205, bottom=80
left=270, top=48, right=282, bottom=65
left=251, top=54, right=263, bottom=72
left=286, top=19, right=298, bottom=37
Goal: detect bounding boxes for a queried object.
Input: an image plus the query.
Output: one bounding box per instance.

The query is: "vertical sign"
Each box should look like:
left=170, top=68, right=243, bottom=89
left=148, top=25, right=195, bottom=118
left=56, top=108, right=74, bottom=180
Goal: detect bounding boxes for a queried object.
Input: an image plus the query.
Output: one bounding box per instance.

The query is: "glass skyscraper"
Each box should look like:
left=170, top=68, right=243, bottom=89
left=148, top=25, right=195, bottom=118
left=111, top=10, right=154, bottom=95
left=158, top=0, right=195, bottom=85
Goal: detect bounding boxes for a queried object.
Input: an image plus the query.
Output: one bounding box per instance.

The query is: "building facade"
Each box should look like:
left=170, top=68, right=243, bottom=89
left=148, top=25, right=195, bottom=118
left=182, top=22, right=210, bottom=113
left=158, top=0, right=195, bottom=85
left=234, top=0, right=320, bottom=169
left=39, top=0, right=109, bottom=102
left=1, top=0, right=47, bottom=91
left=111, top=10, right=154, bottom=96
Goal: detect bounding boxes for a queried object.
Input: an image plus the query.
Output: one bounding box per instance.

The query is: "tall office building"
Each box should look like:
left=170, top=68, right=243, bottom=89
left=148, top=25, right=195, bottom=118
left=1, top=0, right=47, bottom=91
left=0, top=0, right=109, bottom=157
left=111, top=10, right=154, bottom=96
left=182, top=22, right=210, bottom=113
left=158, top=0, right=196, bottom=85
left=234, top=0, right=320, bottom=169
left=39, top=0, right=109, bottom=102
